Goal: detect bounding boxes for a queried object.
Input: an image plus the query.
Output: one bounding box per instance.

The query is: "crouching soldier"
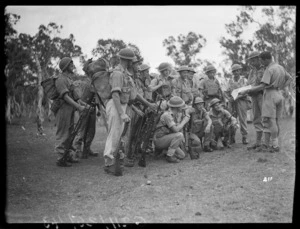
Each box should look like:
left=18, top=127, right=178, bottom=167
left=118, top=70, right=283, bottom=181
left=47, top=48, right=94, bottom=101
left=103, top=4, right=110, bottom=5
left=209, top=98, right=238, bottom=150
left=189, top=97, right=214, bottom=155
left=153, top=96, right=192, bottom=163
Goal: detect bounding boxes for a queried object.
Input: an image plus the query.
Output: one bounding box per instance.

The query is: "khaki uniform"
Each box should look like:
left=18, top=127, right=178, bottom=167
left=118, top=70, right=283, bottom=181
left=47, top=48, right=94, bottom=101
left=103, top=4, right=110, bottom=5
left=153, top=109, right=185, bottom=158
left=199, top=77, right=222, bottom=109
left=172, top=77, right=193, bottom=104
left=136, top=77, right=153, bottom=101
left=149, top=75, right=174, bottom=101
left=54, top=72, right=80, bottom=159
left=73, top=77, right=96, bottom=154
left=209, top=108, right=237, bottom=147
left=247, top=66, right=265, bottom=133
left=226, top=77, right=251, bottom=137
left=190, top=107, right=213, bottom=147
left=260, top=61, right=291, bottom=148
left=103, top=64, right=137, bottom=166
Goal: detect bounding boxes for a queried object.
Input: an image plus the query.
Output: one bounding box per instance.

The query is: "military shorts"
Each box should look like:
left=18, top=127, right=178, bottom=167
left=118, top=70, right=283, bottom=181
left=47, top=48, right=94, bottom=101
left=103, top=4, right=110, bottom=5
left=262, top=89, right=283, bottom=119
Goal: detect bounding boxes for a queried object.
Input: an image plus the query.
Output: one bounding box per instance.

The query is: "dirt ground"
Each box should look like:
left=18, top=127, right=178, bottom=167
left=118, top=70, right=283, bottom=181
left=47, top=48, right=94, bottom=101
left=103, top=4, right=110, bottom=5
left=6, top=116, right=295, bottom=223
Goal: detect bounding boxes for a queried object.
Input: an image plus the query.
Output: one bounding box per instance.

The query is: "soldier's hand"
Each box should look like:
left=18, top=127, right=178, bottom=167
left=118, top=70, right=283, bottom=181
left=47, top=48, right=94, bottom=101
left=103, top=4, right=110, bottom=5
left=186, top=107, right=195, bottom=115
left=85, top=104, right=91, bottom=110
left=77, top=105, right=86, bottom=112
left=149, top=103, right=157, bottom=111
left=121, top=113, right=131, bottom=123
left=204, top=126, right=211, bottom=134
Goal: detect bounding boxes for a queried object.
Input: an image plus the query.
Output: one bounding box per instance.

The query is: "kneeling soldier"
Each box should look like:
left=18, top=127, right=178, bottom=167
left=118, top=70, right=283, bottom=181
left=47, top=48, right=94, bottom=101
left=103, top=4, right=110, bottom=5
left=190, top=97, right=214, bottom=153
left=153, top=96, right=192, bottom=163
left=209, top=98, right=238, bottom=150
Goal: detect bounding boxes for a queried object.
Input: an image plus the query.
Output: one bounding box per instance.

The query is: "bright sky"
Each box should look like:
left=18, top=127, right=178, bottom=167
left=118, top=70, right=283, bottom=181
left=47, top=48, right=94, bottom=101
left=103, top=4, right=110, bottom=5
left=7, top=5, right=251, bottom=74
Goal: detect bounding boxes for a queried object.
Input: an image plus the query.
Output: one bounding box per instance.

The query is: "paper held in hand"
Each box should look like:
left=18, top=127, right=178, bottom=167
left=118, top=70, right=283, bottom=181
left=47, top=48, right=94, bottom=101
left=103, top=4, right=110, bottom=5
left=231, top=85, right=252, bottom=100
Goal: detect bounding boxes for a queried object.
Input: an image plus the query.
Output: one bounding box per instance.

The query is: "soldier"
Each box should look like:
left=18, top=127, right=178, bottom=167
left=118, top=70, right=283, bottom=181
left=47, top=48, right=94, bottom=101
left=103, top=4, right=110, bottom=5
left=137, top=63, right=153, bottom=102
left=149, top=62, right=174, bottom=102
left=188, top=67, right=201, bottom=98
left=245, top=51, right=265, bottom=150
left=225, top=64, right=251, bottom=145
left=239, top=51, right=292, bottom=153
left=209, top=98, right=238, bottom=149
left=190, top=97, right=214, bottom=153
left=199, top=65, right=225, bottom=110
left=172, top=66, right=193, bottom=105
left=54, top=57, right=88, bottom=167
left=103, top=48, right=137, bottom=175
left=153, top=96, right=193, bottom=163
left=73, top=59, right=109, bottom=159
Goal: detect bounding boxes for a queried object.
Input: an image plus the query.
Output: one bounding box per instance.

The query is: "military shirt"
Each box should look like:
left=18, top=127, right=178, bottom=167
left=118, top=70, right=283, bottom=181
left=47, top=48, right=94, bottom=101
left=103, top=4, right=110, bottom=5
left=149, top=75, right=174, bottom=98
left=261, top=61, right=292, bottom=89
left=136, top=77, right=152, bottom=101
left=172, top=77, right=193, bottom=104
left=55, top=72, right=80, bottom=101
left=191, top=107, right=210, bottom=133
left=199, top=76, right=222, bottom=98
left=247, top=66, right=265, bottom=86
left=155, top=109, right=182, bottom=138
left=110, top=64, right=137, bottom=104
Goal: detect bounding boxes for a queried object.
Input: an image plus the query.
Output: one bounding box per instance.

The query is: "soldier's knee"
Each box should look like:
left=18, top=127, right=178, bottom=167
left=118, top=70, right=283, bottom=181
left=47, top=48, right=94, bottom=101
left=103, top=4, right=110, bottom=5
left=175, top=132, right=184, bottom=140
left=262, top=117, right=271, bottom=129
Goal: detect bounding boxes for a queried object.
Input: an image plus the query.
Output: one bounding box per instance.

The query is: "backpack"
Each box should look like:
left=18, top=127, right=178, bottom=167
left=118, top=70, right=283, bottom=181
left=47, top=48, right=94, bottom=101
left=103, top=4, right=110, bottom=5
left=92, top=70, right=112, bottom=101
left=41, top=76, right=59, bottom=100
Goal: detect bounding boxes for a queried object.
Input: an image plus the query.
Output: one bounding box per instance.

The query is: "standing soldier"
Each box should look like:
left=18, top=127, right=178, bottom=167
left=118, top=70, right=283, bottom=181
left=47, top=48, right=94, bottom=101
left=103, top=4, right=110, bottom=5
left=153, top=96, right=193, bottom=163
left=209, top=98, right=238, bottom=149
left=225, top=64, right=251, bottom=145
left=103, top=48, right=137, bottom=175
left=239, top=51, right=292, bottom=152
left=172, top=66, right=193, bottom=105
left=199, top=65, right=225, bottom=110
left=245, top=51, right=265, bottom=150
left=149, top=62, right=174, bottom=102
left=137, top=63, right=153, bottom=102
left=188, top=67, right=201, bottom=98
left=54, top=57, right=88, bottom=167
left=190, top=97, right=214, bottom=153
left=73, top=58, right=109, bottom=158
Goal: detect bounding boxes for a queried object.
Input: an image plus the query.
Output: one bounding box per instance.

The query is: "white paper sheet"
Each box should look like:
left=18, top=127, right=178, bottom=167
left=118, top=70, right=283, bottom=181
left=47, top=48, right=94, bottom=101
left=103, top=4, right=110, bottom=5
left=231, top=85, right=252, bottom=100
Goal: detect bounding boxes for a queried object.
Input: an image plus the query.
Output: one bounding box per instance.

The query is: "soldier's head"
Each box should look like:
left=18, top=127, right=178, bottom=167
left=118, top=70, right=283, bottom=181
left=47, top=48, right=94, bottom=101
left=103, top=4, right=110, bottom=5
left=167, top=96, right=186, bottom=114
left=59, top=57, right=75, bottom=73
left=177, top=66, right=190, bottom=80
left=231, top=64, right=243, bottom=79
left=118, top=48, right=135, bottom=68
left=204, top=65, right=217, bottom=79
left=210, top=98, right=222, bottom=112
left=247, top=51, right=261, bottom=69
left=139, top=64, right=150, bottom=79
left=259, top=51, right=272, bottom=67
left=188, top=67, right=196, bottom=80
left=130, top=56, right=142, bottom=73
left=194, top=97, right=205, bottom=110
left=157, top=62, right=171, bottom=77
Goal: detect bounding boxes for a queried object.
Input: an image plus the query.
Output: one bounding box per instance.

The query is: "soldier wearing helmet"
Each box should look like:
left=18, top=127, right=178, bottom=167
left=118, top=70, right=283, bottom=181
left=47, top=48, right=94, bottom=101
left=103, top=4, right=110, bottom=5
left=224, top=64, right=251, bottom=145
left=153, top=96, right=194, bottom=163
left=103, top=48, right=138, bottom=175
left=54, top=57, right=88, bottom=167
left=172, top=66, right=193, bottom=105
left=199, top=65, right=225, bottom=110
left=149, top=62, right=174, bottom=102
left=189, top=96, right=214, bottom=154
left=187, top=67, right=201, bottom=98
left=137, top=63, right=153, bottom=102
left=239, top=51, right=293, bottom=153
left=208, top=98, right=238, bottom=150
left=244, top=51, right=265, bottom=150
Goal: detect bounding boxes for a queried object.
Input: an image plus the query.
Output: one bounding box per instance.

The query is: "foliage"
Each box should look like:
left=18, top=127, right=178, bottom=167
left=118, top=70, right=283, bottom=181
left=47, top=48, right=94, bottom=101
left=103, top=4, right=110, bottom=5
left=219, top=6, right=296, bottom=74
left=162, top=31, right=207, bottom=68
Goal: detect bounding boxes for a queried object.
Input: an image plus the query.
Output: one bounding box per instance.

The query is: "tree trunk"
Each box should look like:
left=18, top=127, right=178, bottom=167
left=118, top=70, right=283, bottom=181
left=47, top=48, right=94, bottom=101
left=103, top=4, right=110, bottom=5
left=35, top=53, right=45, bottom=135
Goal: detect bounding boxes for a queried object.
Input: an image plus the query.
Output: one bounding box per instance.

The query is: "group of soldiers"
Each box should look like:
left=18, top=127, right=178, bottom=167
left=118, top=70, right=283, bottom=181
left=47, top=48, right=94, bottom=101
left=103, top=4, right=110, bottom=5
left=51, top=48, right=293, bottom=176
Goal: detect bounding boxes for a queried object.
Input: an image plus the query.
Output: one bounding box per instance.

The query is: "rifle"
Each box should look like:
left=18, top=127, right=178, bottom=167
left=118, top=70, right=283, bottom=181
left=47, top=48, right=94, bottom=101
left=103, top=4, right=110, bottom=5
left=138, top=98, right=163, bottom=167
left=114, top=121, right=130, bottom=176
left=184, top=97, right=196, bottom=158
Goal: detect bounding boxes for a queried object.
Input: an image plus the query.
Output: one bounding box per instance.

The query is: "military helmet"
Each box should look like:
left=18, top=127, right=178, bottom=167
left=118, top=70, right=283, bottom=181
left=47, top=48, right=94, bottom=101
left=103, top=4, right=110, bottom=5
left=210, top=98, right=221, bottom=107
left=204, top=65, right=217, bottom=74
left=194, top=97, right=204, bottom=104
left=231, top=64, right=243, bottom=72
left=59, top=57, right=73, bottom=72
left=132, top=56, right=142, bottom=64
left=167, top=96, right=185, bottom=108
left=188, top=67, right=196, bottom=73
left=157, top=62, right=170, bottom=72
left=118, top=48, right=135, bottom=60
left=139, top=64, right=150, bottom=72
left=177, top=65, right=190, bottom=72
left=247, top=51, right=260, bottom=60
